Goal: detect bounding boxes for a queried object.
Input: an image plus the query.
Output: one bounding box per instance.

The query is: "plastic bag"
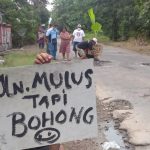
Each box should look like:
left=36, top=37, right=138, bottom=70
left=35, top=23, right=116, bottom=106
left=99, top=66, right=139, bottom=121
left=102, top=141, right=120, bottom=150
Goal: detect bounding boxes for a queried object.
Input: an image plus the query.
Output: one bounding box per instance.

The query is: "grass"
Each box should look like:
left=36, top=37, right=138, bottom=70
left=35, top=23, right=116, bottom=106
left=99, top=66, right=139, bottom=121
left=0, top=50, right=38, bottom=68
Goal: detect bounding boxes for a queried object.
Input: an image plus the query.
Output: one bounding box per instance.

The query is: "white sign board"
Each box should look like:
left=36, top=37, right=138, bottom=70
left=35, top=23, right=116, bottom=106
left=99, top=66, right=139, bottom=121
left=0, top=59, right=97, bottom=150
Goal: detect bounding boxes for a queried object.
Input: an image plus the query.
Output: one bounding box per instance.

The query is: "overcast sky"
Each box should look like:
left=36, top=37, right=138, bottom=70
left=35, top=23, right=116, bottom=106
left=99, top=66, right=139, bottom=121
left=46, top=0, right=53, bottom=11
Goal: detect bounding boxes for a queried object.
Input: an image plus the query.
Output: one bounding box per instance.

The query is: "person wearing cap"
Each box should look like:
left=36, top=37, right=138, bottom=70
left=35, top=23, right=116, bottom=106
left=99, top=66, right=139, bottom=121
left=72, top=24, right=85, bottom=57
left=76, top=38, right=101, bottom=61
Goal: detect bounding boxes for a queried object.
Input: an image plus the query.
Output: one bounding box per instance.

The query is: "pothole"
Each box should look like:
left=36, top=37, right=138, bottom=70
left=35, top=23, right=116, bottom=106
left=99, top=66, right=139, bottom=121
left=99, top=98, right=134, bottom=150
left=104, top=120, right=128, bottom=150
left=63, top=98, right=134, bottom=150
left=141, top=63, right=150, bottom=66
left=94, top=60, right=112, bottom=66
left=109, top=99, right=133, bottom=111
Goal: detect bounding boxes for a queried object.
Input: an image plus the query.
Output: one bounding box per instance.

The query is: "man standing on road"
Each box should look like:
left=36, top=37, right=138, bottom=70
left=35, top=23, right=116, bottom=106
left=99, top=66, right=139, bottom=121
left=46, top=24, right=52, bottom=54
left=46, top=24, right=58, bottom=60
left=72, top=24, right=85, bottom=58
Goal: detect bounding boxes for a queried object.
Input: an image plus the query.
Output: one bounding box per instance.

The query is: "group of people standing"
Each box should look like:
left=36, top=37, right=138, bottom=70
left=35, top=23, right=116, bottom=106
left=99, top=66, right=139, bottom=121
left=37, top=23, right=101, bottom=62
left=34, top=24, right=101, bottom=150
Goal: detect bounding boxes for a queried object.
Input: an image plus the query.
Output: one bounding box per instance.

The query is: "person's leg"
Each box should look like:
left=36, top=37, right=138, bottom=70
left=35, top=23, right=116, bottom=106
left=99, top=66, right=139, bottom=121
left=75, top=50, right=77, bottom=58
left=66, top=52, right=70, bottom=61
left=53, top=42, right=57, bottom=60
left=42, top=42, right=45, bottom=49
left=49, top=43, right=55, bottom=58
left=46, top=43, right=50, bottom=54
left=48, top=42, right=53, bottom=55
left=39, top=42, right=41, bottom=49
left=73, top=42, right=77, bottom=58
left=65, top=43, right=71, bottom=61
left=62, top=53, right=65, bottom=59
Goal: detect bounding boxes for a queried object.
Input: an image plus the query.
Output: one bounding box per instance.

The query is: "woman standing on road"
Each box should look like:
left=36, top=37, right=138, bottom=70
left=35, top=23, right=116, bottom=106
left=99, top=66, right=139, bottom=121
left=59, top=27, right=72, bottom=61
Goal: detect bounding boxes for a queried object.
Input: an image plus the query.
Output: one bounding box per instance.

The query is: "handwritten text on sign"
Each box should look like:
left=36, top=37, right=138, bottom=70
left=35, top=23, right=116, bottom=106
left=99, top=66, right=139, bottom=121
left=0, top=60, right=97, bottom=150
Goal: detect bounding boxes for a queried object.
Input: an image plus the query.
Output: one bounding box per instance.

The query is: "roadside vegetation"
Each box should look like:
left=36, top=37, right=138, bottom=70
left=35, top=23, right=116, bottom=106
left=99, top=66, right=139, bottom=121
left=1, top=0, right=150, bottom=47
left=0, top=0, right=50, bottom=47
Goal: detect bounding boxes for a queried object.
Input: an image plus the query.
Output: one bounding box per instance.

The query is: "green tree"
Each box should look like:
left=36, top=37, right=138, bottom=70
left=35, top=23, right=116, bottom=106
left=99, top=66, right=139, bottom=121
left=0, top=0, right=50, bottom=47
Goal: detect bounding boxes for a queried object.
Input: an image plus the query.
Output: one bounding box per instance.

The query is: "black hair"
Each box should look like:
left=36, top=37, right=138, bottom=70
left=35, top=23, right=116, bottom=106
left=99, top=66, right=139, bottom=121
left=61, top=26, right=67, bottom=32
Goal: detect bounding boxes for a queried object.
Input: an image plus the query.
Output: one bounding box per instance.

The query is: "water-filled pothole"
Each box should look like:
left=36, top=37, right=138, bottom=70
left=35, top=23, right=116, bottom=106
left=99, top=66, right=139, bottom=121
left=99, top=99, right=134, bottom=150
left=104, top=120, right=127, bottom=150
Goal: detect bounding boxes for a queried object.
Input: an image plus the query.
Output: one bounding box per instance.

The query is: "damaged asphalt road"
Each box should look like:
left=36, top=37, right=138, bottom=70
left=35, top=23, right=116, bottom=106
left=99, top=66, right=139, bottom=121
left=64, top=45, right=150, bottom=150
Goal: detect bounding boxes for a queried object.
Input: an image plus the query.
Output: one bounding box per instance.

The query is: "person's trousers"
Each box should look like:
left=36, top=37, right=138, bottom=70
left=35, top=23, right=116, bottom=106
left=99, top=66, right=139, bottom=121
left=73, top=42, right=80, bottom=52
left=48, top=42, right=57, bottom=59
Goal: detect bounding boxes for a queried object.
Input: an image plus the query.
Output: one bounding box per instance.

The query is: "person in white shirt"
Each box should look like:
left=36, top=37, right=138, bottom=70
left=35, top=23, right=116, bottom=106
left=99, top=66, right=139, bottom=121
left=72, top=24, right=85, bottom=57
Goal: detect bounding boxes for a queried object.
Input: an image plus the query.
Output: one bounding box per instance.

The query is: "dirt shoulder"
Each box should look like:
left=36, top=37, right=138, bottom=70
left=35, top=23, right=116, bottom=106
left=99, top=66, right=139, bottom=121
left=108, top=39, right=150, bottom=56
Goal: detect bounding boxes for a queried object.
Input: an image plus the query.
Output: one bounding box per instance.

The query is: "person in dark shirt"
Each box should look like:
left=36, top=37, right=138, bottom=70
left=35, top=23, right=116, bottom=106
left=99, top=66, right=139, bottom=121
left=76, top=38, right=101, bottom=61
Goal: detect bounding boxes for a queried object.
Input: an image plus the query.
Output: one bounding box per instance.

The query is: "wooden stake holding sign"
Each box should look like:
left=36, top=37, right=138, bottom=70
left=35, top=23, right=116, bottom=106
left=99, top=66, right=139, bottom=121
left=0, top=59, right=98, bottom=150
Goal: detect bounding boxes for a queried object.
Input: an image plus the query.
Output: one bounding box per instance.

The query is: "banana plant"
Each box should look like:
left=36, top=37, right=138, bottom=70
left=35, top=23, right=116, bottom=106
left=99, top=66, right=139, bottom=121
left=88, top=8, right=102, bottom=36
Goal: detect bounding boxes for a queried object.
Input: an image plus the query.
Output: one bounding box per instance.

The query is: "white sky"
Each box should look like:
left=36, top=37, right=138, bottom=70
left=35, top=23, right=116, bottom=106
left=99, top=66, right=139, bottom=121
left=46, top=0, right=54, bottom=11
